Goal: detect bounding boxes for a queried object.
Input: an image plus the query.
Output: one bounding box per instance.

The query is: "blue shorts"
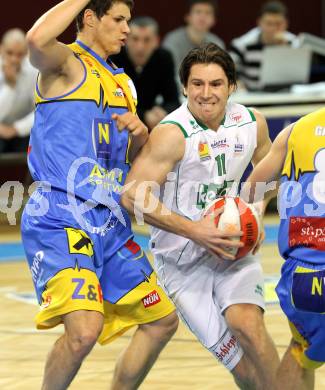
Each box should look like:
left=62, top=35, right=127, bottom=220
left=276, top=258, right=325, bottom=368
left=21, top=189, right=174, bottom=344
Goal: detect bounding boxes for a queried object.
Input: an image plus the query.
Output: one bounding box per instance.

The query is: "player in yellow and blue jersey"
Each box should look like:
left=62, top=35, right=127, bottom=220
left=247, top=107, right=325, bottom=389
left=21, top=1, right=178, bottom=389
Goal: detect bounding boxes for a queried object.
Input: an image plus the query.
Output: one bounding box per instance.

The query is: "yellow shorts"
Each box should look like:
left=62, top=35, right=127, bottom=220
left=32, top=237, right=174, bottom=344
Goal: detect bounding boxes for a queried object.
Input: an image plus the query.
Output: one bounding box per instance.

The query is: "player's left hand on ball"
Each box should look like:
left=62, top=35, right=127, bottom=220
left=111, top=112, right=148, bottom=139
left=252, top=228, right=265, bottom=255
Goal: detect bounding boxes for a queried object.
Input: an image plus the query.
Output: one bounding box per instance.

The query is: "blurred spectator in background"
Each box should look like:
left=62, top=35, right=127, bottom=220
left=0, top=28, right=36, bottom=153
left=163, top=0, right=224, bottom=79
left=230, top=1, right=296, bottom=91
left=111, top=17, right=180, bottom=130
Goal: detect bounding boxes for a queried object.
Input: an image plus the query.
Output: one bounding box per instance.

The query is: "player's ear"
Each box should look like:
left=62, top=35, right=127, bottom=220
left=83, top=9, right=96, bottom=29
left=183, top=87, right=187, bottom=98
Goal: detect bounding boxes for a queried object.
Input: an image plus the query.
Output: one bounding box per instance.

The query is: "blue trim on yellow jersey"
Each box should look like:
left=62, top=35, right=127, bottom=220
left=35, top=55, right=87, bottom=101
left=76, top=40, right=125, bottom=75
left=107, top=58, right=124, bottom=74
left=34, top=99, right=128, bottom=109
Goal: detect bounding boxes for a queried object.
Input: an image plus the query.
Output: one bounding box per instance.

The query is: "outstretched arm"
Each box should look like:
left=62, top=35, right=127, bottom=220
left=121, top=124, right=243, bottom=259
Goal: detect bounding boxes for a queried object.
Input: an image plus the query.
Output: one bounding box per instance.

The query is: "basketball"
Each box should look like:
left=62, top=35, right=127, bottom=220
left=204, top=196, right=261, bottom=260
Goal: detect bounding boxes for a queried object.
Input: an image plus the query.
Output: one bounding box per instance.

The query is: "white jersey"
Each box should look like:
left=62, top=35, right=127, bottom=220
left=150, top=101, right=257, bottom=257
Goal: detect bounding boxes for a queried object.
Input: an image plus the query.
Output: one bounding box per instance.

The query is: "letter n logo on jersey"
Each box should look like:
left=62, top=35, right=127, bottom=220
left=142, top=290, right=161, bottom=308
left=93, top=118, right=113, bottom=160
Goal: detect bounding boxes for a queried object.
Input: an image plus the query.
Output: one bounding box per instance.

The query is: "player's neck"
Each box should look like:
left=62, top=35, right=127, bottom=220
left=188, top=106, right=225, bottom=131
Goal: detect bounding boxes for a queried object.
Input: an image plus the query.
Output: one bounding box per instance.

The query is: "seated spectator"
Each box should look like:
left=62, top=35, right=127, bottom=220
left=0, top=28, right=37, bottom=153
left=111, top=17, right=180, bottom=130
left=163, top=0, right=225, bottom=78
left=230, top=1, right=296, bottom=91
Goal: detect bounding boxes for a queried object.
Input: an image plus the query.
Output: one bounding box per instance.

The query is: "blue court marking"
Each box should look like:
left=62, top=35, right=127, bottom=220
left=0, top=242, right=26, bottom=262
left=0, top=225, right=279, bottom=263
left=264, top=224, right=278, bottom=244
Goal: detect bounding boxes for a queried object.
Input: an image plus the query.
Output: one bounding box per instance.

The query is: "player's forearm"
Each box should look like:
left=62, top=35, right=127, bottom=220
left=244, top=157, right=277, bottom=203
left=141, top=204, right=196, bottom=239
left=243, top=179, right=277, bottom=204
left=255, top=185, right=278, bottom=214
left=27, top=0, right=90, bottom=48
left=121, top=190, right=195, bottom=239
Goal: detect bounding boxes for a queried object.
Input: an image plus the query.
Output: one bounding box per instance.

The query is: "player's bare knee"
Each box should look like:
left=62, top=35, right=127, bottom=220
left=227, top=306, right=266, bottom=349
left=233, top=323, right=266, bottom=352
left=65, top=317, right=103, bottom=359
left=65, top=328, right=99, bottom=358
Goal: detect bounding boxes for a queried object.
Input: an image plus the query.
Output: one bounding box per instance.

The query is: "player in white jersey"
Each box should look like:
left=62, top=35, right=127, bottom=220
left=122, top=43, right=279, bottom=388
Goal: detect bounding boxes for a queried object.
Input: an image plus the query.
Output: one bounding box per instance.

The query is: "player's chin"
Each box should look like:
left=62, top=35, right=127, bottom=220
left=199, top=109, right=215, bottom=121
left=110, top=42, right=123, bottom=55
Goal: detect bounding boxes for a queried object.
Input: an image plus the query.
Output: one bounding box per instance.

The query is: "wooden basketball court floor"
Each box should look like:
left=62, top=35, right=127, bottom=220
left=1, top=220, right=325, bottom=390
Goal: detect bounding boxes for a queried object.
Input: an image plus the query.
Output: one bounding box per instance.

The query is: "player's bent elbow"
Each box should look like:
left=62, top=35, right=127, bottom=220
left=26, top=29, right=41, bottom=48
left=26, top=27, right=51, bottom=52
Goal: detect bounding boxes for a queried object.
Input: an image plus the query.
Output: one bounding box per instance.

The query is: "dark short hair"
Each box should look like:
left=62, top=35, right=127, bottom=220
left=129, top=16, right=159, bottom=35
left=76, top=0, right=134, bottom=32
left=179, top=43, right=237, bottom=88
left=187, top=0, right=218, bottom=13
left=258, top=1, right=288, bottom=18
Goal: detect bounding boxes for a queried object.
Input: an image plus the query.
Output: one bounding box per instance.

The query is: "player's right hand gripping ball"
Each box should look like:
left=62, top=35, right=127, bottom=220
left=204, top=197, right=261, bottom=260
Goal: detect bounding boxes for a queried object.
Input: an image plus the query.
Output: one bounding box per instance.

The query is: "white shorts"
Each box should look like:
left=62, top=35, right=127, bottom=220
left=153, top=240, right=265, bottom=371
